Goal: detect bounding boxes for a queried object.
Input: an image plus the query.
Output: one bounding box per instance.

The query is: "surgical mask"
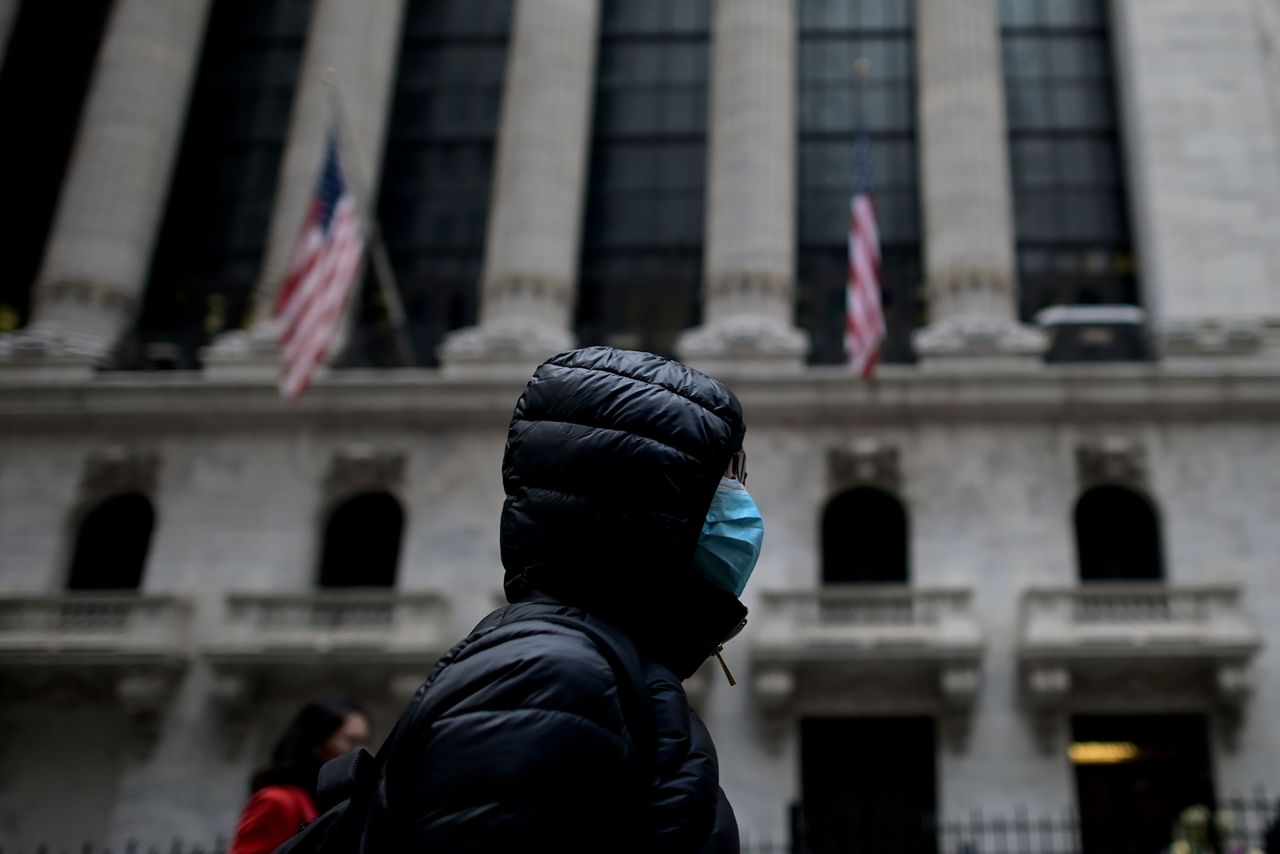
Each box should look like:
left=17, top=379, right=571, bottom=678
left=693, top=476, right=764, bottom=597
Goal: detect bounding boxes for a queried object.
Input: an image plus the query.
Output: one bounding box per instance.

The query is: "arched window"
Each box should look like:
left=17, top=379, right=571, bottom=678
left=822, top=487, right=909, bottom=584
left=1075, top=485, right=1163, bottom=581
left=67, top=493, right=156, bottom=590
left=318, top=491, right=404, bottom=588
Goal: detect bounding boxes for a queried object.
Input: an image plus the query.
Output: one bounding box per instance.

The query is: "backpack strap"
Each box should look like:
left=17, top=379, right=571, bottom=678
left=309, top=691, right=417, bottom=818
left=523, top=613, right=657, bottom=791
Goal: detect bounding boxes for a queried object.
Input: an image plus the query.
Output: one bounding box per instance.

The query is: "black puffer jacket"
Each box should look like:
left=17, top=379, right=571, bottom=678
left=367, top=347, right=749, bottom=852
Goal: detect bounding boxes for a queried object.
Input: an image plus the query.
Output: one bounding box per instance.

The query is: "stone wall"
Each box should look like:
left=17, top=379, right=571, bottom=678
left=2, top=372, right=1278, bottom=844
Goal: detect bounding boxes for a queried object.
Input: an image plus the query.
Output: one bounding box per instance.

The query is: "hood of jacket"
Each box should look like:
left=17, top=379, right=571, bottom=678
left=500, top=346, right=749, bottom=679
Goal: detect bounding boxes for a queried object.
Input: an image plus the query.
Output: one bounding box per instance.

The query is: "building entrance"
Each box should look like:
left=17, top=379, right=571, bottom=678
left=800, top=717, right=937, bottom=854
left=1072, top=714, right=1215, bottom=854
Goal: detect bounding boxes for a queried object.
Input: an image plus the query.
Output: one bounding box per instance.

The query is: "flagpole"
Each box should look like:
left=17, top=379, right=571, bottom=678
left=853, top=56, right=871, bottom=186
left=322, top=68, right=417, bottom=368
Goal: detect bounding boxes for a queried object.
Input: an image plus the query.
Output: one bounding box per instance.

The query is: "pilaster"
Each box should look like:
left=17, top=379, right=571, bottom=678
left=1110, top=0, right=1280, bottom=361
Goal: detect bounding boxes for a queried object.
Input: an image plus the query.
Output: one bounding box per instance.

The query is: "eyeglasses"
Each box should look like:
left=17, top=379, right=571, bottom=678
left=728, top=449, right=747, bottom=485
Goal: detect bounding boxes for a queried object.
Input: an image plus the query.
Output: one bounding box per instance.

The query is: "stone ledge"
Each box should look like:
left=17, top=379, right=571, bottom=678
left=4, top=361, right=1280, bottom=431
left=1156, top=317, right=1280, bottom=359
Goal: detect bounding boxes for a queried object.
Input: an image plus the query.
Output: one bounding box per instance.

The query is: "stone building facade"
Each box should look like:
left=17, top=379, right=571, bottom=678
left=1, top=0, right=1279, bottom=850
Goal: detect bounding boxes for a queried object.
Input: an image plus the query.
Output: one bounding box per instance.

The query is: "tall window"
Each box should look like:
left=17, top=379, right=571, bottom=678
left=318, top=492, right=404, bottom=588
left=823, top=487, right=909, bottom=583
left=797, top=0, right=922, bottom=365
left=575, top=0, right=711, bottom=358
left=131, top=0, right=313, bottom=369
left=67, top=494, right=155, bottom=590
left=345, top=0, right=513, bottom=368
left=1000, top=0, right=1137, bottom=321
left=0, top=0, right=113, bottom=332
left=1075, top=485, right=1162, bottom=581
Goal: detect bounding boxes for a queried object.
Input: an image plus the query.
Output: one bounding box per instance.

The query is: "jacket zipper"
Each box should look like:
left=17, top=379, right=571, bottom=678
left=714, top=647, right=737, bottom=686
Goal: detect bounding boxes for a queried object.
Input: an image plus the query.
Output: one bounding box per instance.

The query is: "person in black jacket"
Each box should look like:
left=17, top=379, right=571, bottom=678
left=365, top=346, right=762, bottom=852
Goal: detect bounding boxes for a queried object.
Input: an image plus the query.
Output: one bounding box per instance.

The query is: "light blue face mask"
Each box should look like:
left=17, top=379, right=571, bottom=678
left=693, top=476, right=765, bottom=597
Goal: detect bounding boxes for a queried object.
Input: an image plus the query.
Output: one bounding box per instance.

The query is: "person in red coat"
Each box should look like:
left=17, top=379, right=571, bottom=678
left=230, top=696, right=370, bottom=854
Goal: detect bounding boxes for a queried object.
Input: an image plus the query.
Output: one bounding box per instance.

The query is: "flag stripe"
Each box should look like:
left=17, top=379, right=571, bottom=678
left=273, top=135, right=366, bottom=399
left=845, top=181, right=885, bottom=379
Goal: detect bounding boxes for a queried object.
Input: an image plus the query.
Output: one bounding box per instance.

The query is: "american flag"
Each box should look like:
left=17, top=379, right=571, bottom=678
left=845, top=127, right=885, bottom=378
left=274, top=132, right=365, bottom=399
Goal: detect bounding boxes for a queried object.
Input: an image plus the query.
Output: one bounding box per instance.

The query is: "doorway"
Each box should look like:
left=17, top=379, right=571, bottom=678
left=801, top=717, right=937, bottom=854
left=1072, top=714, right=1215, bottom=854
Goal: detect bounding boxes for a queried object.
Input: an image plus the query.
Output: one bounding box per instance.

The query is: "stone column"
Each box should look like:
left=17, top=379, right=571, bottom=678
left=0, top=0, right=212, bottom=366
left=912, top=0, right=1044, bottom=365
left=439, top=0, right=600, bottom=373
left=676, top=0, right=807, bottom=373
left=203, top=0, right=407, bottom=374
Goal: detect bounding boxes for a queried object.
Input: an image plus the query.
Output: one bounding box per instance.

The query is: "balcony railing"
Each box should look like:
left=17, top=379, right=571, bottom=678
left=1020, top=584, right=1262, bottom=658
left=749, top=586, right=984, bottom=711
left=754, top=586, right=983, bottom=658
left=0, top=594, right=192, bottom=664
left=211, top=590, right=450, bottom=661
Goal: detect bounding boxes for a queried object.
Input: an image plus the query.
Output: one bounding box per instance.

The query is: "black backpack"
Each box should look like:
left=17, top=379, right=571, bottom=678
left=271, top=613, right=655, bottom=854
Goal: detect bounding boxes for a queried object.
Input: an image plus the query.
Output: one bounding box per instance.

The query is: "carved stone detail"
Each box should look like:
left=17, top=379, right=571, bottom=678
left=940, top=666, right=980, bottom=710
left=705, top=273, right=794, bottom=303
left=923, top=269, right=1016, bottom=304
left=438, top=322, right=575, bottom=369
left=1024, top=664, right=1071, bottom=754
left=753, top=667, right=796, bottom=712
left=828, top=440, right=901, bottom=492
left=326, top=447, right=406, bottom=499
left=81, top=447, right=161, bottom=498
left=1025, top=664, right=1071, bottom=709
left=675, top=318, right=808, bottom=363
left=1215, top=663, right=1252, bottom=705
left=1076, top=436, right=1147, bottom=487
left=116, top=672, right=179, bottom=756
left=914, top=314, right=1047, bottom=360
left=116, top=673, right=174, bottom=716
left=1157, top=318, right=1280, bottom=358
left=483, top=275, right=574, bottom=307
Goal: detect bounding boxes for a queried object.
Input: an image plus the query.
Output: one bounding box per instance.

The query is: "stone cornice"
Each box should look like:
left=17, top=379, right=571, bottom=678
left=4, top=362, right=1280, bottom=432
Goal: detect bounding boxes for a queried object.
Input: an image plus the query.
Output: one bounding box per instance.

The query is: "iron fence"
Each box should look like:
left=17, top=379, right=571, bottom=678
left=1, top=844, right=227, bottom=854
left=743, top=790, right=1280, bottom=854
left=4, top=791, right=1277, bottom=854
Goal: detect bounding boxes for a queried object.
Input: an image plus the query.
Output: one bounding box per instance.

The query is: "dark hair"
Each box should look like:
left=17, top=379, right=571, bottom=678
left=249, top=696, right=367, bottom=796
